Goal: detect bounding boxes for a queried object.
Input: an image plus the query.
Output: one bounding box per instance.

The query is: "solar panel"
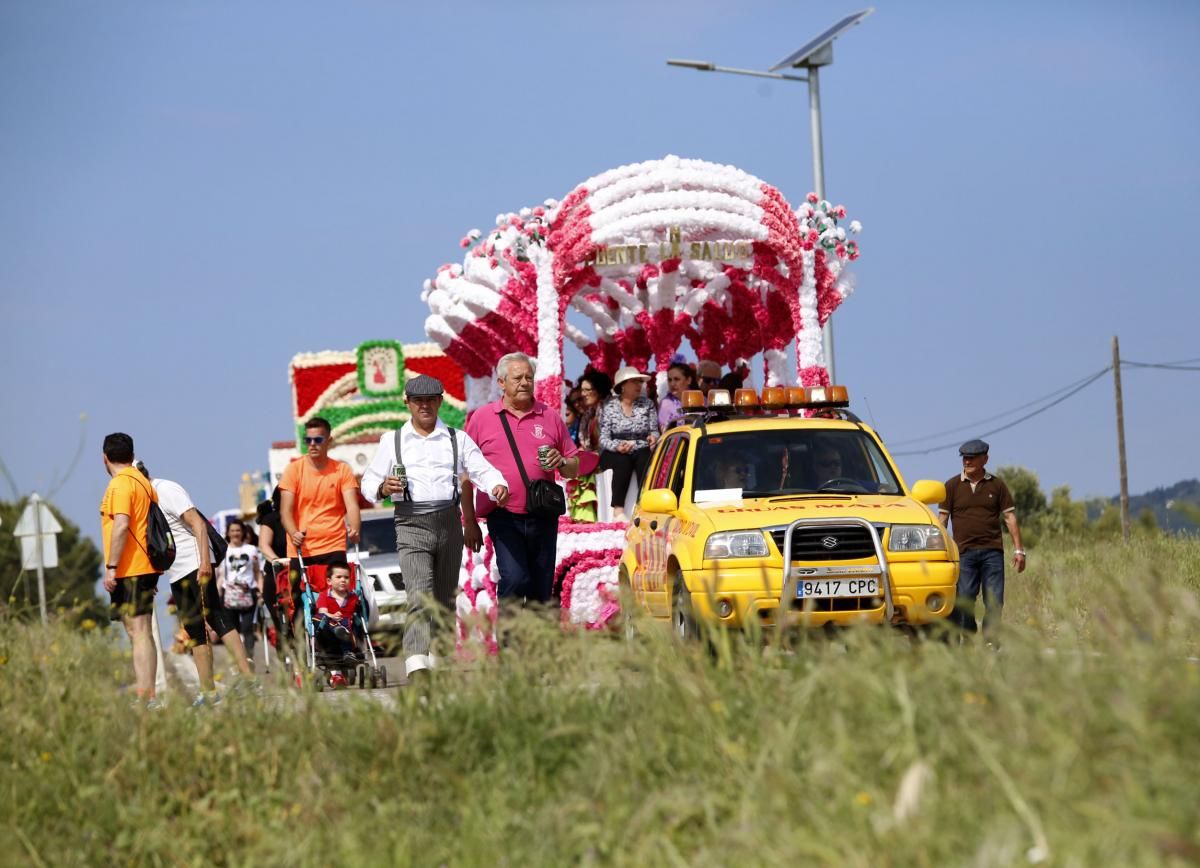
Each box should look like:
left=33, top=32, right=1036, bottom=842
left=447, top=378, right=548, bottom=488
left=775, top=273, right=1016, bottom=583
left=768, top=8, right=874, bottom=71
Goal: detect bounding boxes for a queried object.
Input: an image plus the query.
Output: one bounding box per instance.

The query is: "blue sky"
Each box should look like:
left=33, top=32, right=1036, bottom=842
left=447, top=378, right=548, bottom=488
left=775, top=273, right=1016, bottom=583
left=2, top=0, right=1197, bottom=540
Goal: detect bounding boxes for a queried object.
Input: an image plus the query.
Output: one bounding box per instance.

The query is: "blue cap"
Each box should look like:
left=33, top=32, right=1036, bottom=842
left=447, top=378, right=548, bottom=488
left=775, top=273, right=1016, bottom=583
left=959, top=439, right=989, bottom=457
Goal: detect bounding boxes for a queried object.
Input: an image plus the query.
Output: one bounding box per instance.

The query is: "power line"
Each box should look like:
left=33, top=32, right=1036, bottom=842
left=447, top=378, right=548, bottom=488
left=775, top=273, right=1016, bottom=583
left=888, top=366, right=1112, bottom=448
left=891, top=367, right=1112, bottom=457
left=1129, top=355, right=1200, bottom=366
left=1121, top=359, right=1200, bottom=371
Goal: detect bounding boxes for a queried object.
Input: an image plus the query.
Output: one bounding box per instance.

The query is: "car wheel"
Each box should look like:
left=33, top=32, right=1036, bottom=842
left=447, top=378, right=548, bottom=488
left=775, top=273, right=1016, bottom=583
left=672, top=569, right=699, bottom=642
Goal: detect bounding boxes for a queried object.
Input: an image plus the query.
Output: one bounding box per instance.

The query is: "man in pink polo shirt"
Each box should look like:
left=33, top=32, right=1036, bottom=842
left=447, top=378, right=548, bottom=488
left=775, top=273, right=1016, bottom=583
left=465, top=352, right=581, bottom=603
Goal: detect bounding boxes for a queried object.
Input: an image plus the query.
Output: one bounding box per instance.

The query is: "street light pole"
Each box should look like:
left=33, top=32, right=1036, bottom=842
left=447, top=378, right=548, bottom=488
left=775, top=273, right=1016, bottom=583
left=806, top=65, right=835, bottom=382
left=667, top=9, right=873, bottom=386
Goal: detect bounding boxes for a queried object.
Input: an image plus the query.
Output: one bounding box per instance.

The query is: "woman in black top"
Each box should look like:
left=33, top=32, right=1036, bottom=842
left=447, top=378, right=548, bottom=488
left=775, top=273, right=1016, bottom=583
left=256, top=488, right=289, bottom=645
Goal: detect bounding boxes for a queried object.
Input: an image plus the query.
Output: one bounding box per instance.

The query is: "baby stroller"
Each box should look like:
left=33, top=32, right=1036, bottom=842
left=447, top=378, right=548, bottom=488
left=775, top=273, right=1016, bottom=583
left=296, top=554, right=387, bottom=691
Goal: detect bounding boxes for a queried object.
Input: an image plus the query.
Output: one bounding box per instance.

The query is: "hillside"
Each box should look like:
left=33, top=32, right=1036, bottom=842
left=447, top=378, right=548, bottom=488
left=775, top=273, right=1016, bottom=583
left=1111, top=478, right=1200, bottom=532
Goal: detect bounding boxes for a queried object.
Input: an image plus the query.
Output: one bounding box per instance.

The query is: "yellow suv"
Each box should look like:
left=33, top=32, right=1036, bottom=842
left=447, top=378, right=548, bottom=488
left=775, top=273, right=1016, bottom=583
left=619, top=387, right=958, bottom=637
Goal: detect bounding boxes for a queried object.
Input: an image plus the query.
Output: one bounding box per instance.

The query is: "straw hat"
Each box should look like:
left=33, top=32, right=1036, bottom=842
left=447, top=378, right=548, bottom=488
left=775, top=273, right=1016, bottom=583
left=612, top=366, right=650, bottom=388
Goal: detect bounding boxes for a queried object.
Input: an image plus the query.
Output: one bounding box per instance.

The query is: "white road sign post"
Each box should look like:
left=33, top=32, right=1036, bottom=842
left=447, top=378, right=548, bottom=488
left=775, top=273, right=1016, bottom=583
left=14, top=493, right=63, bottom=624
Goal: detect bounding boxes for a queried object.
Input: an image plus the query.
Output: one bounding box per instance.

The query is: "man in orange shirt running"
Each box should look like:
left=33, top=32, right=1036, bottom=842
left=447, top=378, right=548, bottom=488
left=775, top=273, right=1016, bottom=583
left=279, top=416, right=362, bottom=621
left=99, top=432, right=162, bottom=704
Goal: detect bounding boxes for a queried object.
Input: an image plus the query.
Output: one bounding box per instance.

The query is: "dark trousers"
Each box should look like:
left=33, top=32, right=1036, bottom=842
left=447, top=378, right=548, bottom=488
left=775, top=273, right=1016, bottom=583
left=952, top=548, right=1005, bottom=634
left=231, top=606, right=257, bottom=662
left=487, top=509, right=559, bottom=603
left=598, top=447, right=652, bottom=508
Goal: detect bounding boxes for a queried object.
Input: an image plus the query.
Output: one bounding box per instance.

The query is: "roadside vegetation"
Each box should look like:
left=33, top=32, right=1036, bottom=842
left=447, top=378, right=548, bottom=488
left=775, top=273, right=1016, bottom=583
left=2, top=534, right=1198, bottom=866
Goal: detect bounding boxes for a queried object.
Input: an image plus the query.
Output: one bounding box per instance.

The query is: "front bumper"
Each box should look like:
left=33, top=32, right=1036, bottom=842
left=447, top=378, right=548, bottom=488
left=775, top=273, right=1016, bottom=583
left=682, top=559, right=957, bottom=628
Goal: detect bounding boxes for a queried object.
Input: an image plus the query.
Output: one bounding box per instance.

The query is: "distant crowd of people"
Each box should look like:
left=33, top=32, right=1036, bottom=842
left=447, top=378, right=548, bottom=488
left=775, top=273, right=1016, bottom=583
left=562, top=355, right=750, bottom=520
left=98, top=350, right=1025, bottom=705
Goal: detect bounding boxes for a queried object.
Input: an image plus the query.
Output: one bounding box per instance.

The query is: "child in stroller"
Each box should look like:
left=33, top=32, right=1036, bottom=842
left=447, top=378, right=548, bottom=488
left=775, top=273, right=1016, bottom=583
left=298, top=556, right=387, bottom=691
left=314, top=563, right=358, bottom=686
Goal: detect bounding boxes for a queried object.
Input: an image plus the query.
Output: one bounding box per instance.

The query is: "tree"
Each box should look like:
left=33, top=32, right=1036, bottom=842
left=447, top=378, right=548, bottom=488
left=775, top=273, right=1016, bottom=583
left=994, top=465, right=1048, bottom=521
left=0, top=498, right=105, bottom=622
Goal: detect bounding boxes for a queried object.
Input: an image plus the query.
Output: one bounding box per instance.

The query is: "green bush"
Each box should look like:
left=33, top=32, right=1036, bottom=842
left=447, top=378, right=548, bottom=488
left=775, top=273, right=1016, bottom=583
left=1, top=535, right=1198, bottom=866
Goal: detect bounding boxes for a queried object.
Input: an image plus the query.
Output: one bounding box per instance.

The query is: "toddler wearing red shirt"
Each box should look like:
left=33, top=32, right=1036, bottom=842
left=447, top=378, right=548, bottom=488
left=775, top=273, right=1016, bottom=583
left=315, top=563, right=357, bottom=647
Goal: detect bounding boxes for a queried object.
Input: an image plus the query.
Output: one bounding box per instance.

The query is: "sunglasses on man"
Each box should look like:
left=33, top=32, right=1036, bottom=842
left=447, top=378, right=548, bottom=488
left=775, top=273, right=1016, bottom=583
left=304, top=436, right=326, bottom=445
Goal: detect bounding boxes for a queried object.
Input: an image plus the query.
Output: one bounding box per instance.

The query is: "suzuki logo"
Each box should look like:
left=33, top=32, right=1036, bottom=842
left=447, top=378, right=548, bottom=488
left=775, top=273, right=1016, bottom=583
left=821, top=536, right=839, bottom=549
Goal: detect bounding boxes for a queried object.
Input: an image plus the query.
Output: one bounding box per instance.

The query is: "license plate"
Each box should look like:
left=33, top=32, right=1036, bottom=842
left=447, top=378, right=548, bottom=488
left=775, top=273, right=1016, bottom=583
left=796, top=577, right=879, bottom=598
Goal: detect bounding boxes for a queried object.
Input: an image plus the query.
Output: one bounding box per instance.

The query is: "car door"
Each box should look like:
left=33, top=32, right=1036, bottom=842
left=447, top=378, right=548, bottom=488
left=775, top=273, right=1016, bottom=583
left=636, top=431, right=689, bottom=616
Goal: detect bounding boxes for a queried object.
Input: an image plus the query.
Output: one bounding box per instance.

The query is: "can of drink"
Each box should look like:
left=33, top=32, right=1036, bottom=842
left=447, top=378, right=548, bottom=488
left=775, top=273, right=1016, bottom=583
left=537, top=445, right=552, bottom=469
left=392, top=463, right=407, bottom=488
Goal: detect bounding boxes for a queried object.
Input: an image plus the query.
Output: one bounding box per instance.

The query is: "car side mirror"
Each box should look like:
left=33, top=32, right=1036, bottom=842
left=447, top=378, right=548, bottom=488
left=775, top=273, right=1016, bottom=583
left=910, top=480, right=946, bottom=505
left=639, top=489, right=679, bottom=514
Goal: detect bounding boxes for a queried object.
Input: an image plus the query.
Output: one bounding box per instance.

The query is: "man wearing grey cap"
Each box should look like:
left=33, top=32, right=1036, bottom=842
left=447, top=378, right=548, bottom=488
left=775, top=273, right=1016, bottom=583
left=939, top=439, right=1026, bottom=638
left=360, top=374, right=509, bottom=682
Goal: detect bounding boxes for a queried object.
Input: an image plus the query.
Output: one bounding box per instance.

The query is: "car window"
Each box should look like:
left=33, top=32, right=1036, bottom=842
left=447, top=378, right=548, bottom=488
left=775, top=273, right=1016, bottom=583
left=669, top=440, right=690, bottom=499
left=693, top=428, right=902, bottom=499
left=649, top=433, right=686, bottom=491
left=360, top=517, right=395, bottom=556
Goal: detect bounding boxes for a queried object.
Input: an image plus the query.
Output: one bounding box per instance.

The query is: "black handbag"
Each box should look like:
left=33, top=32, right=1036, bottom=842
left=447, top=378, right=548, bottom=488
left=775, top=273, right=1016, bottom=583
left=498, top=413, right=566, bottom=519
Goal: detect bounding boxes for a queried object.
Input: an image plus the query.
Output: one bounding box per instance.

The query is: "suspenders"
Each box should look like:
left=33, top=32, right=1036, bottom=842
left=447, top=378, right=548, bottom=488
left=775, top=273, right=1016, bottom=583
left=391, top=425, right=459, bottom=510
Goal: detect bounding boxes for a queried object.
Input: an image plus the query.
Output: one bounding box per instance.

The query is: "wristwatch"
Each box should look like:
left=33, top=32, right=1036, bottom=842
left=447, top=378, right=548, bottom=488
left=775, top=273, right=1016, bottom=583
left=1013, top=549, right=1026, bottom=556
left=106, top=564, right=117, bottom=570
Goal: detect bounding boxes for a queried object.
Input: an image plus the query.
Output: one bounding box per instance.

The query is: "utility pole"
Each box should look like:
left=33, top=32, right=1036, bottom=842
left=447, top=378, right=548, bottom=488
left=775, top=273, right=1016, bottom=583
left=1112, top=336, right=1130, bottom=541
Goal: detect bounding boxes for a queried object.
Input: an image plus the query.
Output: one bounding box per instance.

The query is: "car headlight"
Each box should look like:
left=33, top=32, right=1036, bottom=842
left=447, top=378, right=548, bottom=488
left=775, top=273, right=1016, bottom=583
left=888, top=524, right=947, bottom=552
left=704, top=530, right=769, bottom=559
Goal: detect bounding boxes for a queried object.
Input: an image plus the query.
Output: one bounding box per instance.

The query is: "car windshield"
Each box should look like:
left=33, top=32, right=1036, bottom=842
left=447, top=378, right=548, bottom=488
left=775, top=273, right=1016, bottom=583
left=692, top=428, right=902, bottom=500
left=360, top=516, right=396, bottom=556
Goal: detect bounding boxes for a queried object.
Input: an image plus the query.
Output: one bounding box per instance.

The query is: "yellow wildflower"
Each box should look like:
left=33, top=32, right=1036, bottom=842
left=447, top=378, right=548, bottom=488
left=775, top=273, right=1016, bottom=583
left=854, top=791, right=872, bottom=806
left=40, top=752, right=52, bottom=763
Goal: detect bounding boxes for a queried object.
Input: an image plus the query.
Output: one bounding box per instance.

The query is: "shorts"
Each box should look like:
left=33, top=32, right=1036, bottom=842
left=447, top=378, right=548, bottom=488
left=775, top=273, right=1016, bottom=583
left=109, top=573, right=159, bottom=622
left=171, top=569, right=238, bottom=643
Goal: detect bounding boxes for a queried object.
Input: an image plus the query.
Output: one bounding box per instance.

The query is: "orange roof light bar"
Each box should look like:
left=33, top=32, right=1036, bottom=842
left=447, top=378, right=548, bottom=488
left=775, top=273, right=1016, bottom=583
left=681, top=389, right=706, bottom=411
left=707, top=389, right=732, bottom=408
left=803, top=384, right=850, bottom=408
left=734, top=388, right=759, bottom=409
left=761, top=386, right=787, bottom=410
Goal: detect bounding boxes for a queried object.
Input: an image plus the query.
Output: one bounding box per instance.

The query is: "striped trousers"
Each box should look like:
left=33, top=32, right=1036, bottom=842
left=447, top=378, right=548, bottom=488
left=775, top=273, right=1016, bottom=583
left=394, top=508, right=463, bottom=676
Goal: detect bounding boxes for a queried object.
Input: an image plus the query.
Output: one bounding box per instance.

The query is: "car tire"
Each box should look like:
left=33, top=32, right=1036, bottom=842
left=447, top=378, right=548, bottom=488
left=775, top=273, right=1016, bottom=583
left=672, top=568, right=700, bottom=642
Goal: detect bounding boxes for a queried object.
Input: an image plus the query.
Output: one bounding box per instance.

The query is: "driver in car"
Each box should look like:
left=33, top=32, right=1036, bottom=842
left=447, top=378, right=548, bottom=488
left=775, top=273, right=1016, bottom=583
left=810, top=442, right=843, bottom=486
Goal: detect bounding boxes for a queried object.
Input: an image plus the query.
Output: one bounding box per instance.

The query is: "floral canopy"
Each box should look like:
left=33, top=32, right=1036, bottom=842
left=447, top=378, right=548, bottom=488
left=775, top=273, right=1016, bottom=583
left=424, top=155, right=861, bottom=410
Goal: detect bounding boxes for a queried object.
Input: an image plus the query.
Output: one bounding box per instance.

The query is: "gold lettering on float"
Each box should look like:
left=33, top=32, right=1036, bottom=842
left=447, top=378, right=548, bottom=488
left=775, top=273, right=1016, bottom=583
left=588, top=226, right=750, bottom=267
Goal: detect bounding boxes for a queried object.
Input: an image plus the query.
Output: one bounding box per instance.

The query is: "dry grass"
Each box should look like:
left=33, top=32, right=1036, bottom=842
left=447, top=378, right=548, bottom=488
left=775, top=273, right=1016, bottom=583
left=1, top=535, right=1198, bottom=866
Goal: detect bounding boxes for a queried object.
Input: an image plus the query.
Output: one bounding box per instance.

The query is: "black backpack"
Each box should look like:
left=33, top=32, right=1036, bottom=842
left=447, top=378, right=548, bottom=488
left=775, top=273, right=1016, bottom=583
left=131, top=475, right=177, bottom=572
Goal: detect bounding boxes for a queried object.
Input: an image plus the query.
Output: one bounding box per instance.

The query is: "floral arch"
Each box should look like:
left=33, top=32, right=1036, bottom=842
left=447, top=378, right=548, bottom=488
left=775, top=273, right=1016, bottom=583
left=424, top=155, right=860, bottom=407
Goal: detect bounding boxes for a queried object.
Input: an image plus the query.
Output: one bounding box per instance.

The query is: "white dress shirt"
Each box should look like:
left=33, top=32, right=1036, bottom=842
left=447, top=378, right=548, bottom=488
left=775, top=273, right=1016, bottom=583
left=360, top=421, right=507, bottom=505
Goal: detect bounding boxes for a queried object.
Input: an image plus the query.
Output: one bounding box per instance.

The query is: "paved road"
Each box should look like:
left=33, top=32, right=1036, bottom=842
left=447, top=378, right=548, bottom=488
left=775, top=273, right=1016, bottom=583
left=160, top=629, right=412, bottom=707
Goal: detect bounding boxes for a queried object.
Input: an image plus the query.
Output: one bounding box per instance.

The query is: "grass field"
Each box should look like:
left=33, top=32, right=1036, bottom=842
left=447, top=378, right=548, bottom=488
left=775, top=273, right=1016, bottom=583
left=2, top=535, right=1199, bottom=866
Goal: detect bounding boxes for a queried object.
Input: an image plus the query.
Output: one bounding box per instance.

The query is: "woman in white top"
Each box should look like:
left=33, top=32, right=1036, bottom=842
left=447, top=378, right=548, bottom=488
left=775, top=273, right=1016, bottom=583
left=218, top=519, right=263, bottom=669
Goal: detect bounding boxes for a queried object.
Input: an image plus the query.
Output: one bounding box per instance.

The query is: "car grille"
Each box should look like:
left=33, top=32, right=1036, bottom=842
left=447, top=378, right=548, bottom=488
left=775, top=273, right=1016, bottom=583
left=769, top=525, right=877, bottom=561
left=791, top=596, right=884, bottom=613
left=756, top=596, right=885, bottom=620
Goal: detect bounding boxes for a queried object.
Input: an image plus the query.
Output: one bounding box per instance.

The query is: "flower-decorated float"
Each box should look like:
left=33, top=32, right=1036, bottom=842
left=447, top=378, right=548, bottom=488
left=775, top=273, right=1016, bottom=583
left=423, top=155, right=862, bottom=638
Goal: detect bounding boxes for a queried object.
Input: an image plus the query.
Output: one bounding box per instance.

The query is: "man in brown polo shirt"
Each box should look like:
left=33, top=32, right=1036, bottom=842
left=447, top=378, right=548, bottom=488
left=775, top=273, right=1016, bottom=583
left=939, top=439, right=1025, bottom=637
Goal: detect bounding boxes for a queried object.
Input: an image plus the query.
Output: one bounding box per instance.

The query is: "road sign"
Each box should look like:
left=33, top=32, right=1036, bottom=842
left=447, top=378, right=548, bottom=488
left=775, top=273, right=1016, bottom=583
left=14, top=500, right=62, bottom=536
left=12, top=494, right=62, bottom=623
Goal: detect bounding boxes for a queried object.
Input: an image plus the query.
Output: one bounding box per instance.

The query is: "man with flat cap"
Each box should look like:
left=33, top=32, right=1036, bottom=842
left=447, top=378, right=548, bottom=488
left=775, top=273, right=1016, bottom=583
left=361, top=374, right=510, bottom=682
left=939, top=439, right=1026, bottom=638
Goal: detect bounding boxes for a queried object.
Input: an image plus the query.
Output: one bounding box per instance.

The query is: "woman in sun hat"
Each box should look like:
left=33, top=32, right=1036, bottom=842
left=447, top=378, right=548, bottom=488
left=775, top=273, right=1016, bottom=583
left=597, top=365, right=660, bottom=521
